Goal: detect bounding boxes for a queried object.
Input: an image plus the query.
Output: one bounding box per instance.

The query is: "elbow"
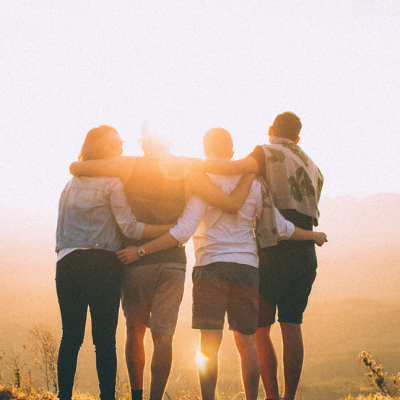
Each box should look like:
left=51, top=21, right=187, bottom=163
left=69, top=162, right=82, bottom=176
left=69, top=163, right=78, bottom=176
left=225, top=203, right=241, bottom=214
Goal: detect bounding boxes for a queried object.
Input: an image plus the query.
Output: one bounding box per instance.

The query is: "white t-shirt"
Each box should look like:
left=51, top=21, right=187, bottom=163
left=169, top=175, right=294, bottom=269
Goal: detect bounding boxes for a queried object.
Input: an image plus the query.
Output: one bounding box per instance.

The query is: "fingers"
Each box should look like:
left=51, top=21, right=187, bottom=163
left=313, top=232, right=328, bottom=247
left=117, top=247, right=139, bottom=265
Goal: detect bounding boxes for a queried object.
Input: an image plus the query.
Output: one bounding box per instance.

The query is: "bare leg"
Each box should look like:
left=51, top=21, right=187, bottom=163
left=256, top=326, right=280, bottom=400
left=149, top=333, right=173, bottom=400
left=280, top=322, right=303, bottom=400
left=125, top=324, right=146, bottom=391
left=233, top=331, right=260, bottom=400
left=199, top=329, right=223, bottom=400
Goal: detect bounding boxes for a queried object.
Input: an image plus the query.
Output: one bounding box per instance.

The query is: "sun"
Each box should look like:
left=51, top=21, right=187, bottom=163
left=194, top=349, right=209, bottom=370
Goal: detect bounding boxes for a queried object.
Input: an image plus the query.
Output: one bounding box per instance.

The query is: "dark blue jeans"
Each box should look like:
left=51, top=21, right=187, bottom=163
left=56, top=249, right=122, bottom=400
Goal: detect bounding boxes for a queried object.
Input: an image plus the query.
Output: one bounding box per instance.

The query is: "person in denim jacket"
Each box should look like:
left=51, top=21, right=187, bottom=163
left=55, top=126, right=173, bottom=400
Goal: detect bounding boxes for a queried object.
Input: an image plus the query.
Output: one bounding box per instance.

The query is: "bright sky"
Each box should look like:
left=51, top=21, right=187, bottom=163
left=1, top=1, right=399, bottom=221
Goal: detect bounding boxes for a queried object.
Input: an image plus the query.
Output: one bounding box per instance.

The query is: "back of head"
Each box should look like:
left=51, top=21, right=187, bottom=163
left=203, top=128, right=233, bottom=159
left=78, top=125, right=120, bottom=161
left=272, top=112, right=302, bottom=141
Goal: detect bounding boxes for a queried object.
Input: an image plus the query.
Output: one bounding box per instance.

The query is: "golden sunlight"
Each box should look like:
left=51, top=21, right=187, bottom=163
left=194, top=349, right=209, bottom=371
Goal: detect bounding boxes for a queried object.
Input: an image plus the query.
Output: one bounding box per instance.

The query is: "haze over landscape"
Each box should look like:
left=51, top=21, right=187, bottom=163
left=1, top=193, right=399, bottom=399
left=1, top=1, right=400, bottom=400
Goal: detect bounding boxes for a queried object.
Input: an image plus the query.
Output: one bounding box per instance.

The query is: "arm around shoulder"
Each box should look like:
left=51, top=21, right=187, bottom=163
left=185, top=171, right=256, bottom=214
left=69, top=156, right=135, bottom=183
left=186, top=155, right=259, bottom=175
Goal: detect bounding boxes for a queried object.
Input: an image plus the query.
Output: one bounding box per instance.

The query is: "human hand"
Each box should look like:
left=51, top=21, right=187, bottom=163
left=117, top=246, right=140, bottom=265
left=312, top=232, right=328, bottom=247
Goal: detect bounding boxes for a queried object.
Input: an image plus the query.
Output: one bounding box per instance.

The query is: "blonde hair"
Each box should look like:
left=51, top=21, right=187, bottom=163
left=203, top=128, right=233, bottom=159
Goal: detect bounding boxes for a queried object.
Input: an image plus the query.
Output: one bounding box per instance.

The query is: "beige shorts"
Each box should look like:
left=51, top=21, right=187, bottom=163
left=121, top=262, right=186, bottom=335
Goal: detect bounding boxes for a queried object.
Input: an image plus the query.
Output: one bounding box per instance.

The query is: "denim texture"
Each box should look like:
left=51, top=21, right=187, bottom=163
left=56, top=176, right=145, bottom=252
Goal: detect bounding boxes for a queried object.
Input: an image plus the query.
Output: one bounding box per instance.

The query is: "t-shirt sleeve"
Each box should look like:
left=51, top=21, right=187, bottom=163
left=274, top=206, right=295, bottom=241
left=248, top=145, right=266, bottom=177
left=169, top=195, right=207, bottom=246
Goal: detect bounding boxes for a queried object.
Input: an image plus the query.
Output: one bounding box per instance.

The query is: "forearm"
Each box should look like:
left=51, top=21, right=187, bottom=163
left=186, top=156, right=258, bottom=175
left=289, top=227, right=314, bottom=241
left=69, top=156, right=134, bottom=183
left=116, top=232, right=179, bottom=265
left=185, top=171, right=255, bottom=214
left=141, top=232, right=179, bottom=254
left=289, top=228, right=328, bottom=246
left=142, top=224, right=175, bottom=239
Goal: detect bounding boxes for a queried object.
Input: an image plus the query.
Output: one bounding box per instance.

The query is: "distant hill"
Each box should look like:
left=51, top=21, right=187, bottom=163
left=1, top=193, right=399, bottom=293
left=317, top=193, right=400, bottom=250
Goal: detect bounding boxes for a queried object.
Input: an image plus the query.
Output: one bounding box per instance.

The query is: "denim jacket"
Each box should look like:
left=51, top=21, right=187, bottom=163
left=56, top=176, right=145, bottom=253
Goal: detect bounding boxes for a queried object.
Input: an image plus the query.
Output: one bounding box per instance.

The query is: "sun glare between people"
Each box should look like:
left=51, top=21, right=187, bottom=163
left=195, top=349, right=208, bottom=370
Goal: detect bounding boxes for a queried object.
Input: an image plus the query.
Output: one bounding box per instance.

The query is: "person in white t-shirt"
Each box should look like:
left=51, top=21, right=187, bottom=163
left=117, top=128, right=327, bottom=400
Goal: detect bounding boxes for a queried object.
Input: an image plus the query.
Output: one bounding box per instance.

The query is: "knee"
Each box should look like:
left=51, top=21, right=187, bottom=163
left=152, top=333, right=173, bottom=348
left=127, top=324, right=146, bottom=342
left=234, top=332, right=257, bottom=352
left=60, top=331, right=84, bottom=351
left=92, top=330, right=117, bottom=351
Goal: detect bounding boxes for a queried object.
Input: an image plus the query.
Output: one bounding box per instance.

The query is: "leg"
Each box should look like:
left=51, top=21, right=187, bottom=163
left=149, top=333, right=173, bottom=400
left=233, top=332, right=260, bottom=400
left=56, top=253, right=88, bottom=400
left=280, top=322, right=303, bottom=400
left=199, top=329, right=223, bottom=400
left=147, top=263, right=186, bottom=400
left=89, top=251, right=122, bottom=400
left=256, top=326, right=279, bottom=400
left=125, top=324, right=146, bottom=392
left=121, top=265, right=152, bottom=395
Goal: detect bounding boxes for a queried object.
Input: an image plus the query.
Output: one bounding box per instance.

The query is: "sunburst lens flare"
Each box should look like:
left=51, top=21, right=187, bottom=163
left=195, top=349, right=208, bottom=370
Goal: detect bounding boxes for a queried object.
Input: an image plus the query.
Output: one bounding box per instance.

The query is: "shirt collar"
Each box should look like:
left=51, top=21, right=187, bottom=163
left=271, top=137, right=296, bottom=145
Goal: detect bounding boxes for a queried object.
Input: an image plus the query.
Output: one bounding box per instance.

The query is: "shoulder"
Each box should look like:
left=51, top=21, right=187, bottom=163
left=251, top=178, right=261, bottom=189
left=75, top=176, right=124, bottom=191
left=248, top=145, right=266, bottom=160
left=103, top=177, right=125, bottom=191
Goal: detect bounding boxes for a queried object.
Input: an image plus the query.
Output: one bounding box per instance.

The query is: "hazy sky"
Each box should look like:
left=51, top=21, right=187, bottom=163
left=1, top=1, right=399, bottom=219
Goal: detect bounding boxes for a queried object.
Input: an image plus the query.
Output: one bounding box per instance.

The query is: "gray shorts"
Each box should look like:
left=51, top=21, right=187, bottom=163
left=192, top=262, right=259, bottom=335
left=121, top=262, right=186, bottom=335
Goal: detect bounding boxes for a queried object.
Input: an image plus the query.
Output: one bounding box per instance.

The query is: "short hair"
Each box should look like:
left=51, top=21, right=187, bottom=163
left=78, top=125, right=119, bottom=161
left=203, top=128, right=233, bottom=159
left=272, top=112, right=302, bottom=141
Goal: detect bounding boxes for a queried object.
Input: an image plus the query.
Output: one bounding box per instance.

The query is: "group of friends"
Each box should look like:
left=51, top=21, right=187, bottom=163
left=55, top=111, right=327, bottom=400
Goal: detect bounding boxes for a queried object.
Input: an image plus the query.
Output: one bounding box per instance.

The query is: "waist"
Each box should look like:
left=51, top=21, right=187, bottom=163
left=279, top=209, right=313, bottom=230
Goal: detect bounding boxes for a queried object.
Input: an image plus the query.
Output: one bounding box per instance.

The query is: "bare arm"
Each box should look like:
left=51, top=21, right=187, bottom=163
left=184, top=171, right=256, bottom=214
left=117, top=195, right=207, bottom=265
left=69, top=156, right=135, bottom=184
left=290, top=228, right=328, bottom=246
left=185, top=155, right=259, bottom=175
left=109, top=179, right=175, bottom=240
left=141, top=224, right=176, bottom=239
left=274, top=206, right=327, bottom=246
left=117, top=233, right=178, bottom=265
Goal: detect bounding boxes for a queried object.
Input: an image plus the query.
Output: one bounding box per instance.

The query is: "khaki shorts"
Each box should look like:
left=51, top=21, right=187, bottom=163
left=121, top=262, right=186, bottom=335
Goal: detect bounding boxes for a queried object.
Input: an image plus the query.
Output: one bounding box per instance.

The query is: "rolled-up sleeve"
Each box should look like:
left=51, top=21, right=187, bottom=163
left=169, top=195, right=207, bottom=246
left=274, top=206, right=295, bottom=241
left=108, top=179, right=145, bottom=240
